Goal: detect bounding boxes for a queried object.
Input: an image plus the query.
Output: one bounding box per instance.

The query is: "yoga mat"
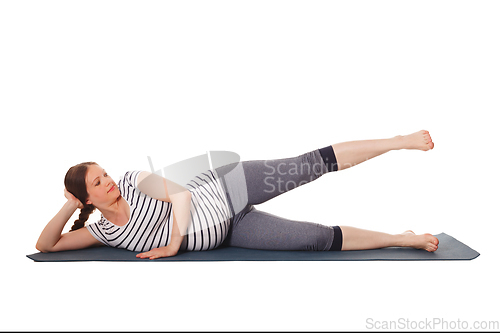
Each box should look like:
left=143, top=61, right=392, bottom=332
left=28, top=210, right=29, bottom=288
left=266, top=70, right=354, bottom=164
left=26, top=233, right=479, bottom=262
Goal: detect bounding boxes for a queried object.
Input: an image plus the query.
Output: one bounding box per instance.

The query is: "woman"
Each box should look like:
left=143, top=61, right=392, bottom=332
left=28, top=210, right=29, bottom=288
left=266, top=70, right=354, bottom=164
left=36, top=130, right=439, bottom=259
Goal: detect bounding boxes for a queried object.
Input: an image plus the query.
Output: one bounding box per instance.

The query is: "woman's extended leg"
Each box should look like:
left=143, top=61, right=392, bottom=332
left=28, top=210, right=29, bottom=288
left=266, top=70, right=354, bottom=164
left=339, top=227, right=439, bottom=252
left=225, top=214, right=440, bottom=252
left=332, top=130, right=434, bottom=171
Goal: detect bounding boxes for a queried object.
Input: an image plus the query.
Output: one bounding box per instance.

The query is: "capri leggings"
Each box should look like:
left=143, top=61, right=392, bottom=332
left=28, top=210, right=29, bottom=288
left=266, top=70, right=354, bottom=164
left=214, top=146, right=343, bottom=251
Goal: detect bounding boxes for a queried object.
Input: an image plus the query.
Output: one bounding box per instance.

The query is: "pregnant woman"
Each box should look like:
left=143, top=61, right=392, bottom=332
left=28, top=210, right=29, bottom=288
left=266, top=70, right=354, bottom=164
left=36, top=130, right=439, bottom=259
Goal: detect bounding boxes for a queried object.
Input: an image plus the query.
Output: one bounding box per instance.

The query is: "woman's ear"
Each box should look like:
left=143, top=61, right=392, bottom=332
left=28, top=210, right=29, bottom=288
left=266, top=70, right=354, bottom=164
left=86, top=199, right=92, bottom=205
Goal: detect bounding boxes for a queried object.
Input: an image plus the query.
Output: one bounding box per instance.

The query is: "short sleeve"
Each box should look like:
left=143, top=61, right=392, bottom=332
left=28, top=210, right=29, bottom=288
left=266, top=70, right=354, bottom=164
left=86, top=218, right=111, bottom=246
left=122, top=171, right=143, bottom=189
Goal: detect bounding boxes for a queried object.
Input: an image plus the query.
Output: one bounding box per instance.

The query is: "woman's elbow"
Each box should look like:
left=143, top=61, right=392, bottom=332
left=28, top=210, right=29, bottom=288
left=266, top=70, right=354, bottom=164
left=35, top=243, right=52, bottom=253
left=36, top=246, right=48, bottom=253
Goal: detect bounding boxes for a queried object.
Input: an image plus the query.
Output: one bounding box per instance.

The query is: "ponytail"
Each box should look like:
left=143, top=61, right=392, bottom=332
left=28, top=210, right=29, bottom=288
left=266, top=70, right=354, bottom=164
left=70, top=204, right=96, bottom=232
left=64, top=162, right=98, bottom=232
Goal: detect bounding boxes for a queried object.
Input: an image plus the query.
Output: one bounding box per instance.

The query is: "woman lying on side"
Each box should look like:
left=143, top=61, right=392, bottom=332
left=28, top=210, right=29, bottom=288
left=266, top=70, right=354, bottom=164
left=36, top=130, right=439, bottom=259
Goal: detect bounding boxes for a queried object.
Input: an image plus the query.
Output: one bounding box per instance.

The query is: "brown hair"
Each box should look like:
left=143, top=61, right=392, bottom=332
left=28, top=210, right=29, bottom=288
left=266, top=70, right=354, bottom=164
left=64, top=162, right=97, bottom=232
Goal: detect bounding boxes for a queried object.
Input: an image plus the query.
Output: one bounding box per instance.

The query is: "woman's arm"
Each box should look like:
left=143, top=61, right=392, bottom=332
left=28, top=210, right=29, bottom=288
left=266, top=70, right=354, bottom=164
left=36, top=192, right=103, bottom=253
left=136, top=171, right=189, bottom=202
left=135, top=193, right=191, bottom=259
left=166, top=189, right=192, bottom=250
left=135, top=171, right=192, bottom=259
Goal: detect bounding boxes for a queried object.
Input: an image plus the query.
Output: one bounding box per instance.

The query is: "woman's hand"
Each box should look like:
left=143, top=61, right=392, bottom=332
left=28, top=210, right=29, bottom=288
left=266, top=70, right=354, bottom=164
left=64, top=188, right=84, bottom=209
left=136, top=245, right=178, bottom=260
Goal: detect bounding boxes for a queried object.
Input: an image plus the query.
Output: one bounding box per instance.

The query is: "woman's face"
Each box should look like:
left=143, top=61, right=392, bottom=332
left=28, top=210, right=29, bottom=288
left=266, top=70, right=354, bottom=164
left=85, top=164, right=120, bottom=207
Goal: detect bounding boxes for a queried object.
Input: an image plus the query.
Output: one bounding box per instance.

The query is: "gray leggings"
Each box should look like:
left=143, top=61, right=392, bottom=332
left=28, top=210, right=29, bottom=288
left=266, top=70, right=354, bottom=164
left=214, top=148, right=342, bottom=251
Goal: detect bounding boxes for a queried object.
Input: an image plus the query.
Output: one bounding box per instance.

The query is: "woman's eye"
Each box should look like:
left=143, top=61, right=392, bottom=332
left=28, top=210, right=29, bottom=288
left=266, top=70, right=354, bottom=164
left=96, top=181, right=100, bottom=186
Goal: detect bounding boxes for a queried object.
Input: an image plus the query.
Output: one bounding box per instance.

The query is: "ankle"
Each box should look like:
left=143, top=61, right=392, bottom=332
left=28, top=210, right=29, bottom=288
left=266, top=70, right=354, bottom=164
left=390, top=135, right=406, bottom=150
left=393, top=234, right=410, bottom=247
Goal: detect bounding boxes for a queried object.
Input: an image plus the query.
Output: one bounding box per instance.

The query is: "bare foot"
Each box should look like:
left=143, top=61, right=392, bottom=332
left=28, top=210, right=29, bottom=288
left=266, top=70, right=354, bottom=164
left=400, top=230, right=439, bottom=252
left=398, top=130, right=434, bottom=151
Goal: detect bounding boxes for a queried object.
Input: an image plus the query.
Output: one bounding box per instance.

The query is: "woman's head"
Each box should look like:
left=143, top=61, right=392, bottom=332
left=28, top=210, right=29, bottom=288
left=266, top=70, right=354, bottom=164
left=64, top=162, right=119, bottom=231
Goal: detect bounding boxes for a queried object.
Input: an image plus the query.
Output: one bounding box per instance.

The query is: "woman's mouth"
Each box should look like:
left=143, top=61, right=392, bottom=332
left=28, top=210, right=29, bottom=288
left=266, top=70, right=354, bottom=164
left=108, top=185, right=115, bottom=193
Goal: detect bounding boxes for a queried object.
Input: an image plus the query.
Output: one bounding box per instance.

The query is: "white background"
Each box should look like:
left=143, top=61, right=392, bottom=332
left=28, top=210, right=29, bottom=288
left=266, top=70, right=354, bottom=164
left=1, top=0, right=499, bottom=331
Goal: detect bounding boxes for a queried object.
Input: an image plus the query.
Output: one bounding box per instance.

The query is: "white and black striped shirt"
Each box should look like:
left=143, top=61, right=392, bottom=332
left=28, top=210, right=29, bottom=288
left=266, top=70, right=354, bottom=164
left=87, top=170, right=232, bottom=252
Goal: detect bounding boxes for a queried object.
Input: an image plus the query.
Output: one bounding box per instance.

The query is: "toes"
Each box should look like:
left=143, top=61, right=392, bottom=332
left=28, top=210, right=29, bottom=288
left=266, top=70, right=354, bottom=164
left=428, top=239, right=439, bottom=251
left=422, top=132, right=434, bottom=150
left=427, top=244, right=438, bottom=252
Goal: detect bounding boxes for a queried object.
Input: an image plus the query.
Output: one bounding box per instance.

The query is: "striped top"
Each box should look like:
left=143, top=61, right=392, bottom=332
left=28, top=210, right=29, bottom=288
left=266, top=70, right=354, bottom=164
left=86, top=170, right=232, bottom=252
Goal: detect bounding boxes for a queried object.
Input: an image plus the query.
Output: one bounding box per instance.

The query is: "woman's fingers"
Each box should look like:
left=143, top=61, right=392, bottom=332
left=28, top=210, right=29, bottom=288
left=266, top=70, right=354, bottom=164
left=136, top=251, right=150, bottom=258
left=136, top=250, right=159, bottom=259
left=137, top=247, right=172, bottom=260
left=64, top=188, right=84, bottom=209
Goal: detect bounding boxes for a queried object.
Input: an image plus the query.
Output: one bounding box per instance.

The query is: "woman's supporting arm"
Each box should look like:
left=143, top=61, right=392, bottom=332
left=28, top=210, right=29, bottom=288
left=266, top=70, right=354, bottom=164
left=36, top=200, right=80, bottom=252
left=36, top=192, right=103, bottom=253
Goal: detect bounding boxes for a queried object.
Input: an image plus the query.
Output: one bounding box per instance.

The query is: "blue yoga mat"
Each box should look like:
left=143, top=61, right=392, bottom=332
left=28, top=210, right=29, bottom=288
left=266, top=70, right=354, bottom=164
left=26, top=233, right=479, bottom=262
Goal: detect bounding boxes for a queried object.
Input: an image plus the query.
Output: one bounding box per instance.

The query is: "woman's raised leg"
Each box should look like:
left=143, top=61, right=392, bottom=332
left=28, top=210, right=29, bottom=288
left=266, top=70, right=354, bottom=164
left=226, top=130, right=434, bottom=208
left=332, top=130, right=434, bottom=171
left=339, top=226, right=439, bottom=252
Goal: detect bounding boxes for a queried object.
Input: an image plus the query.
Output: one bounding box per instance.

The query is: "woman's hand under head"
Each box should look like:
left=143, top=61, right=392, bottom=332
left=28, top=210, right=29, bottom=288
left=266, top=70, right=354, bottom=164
left=64, top=188, right=84, bottom=209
